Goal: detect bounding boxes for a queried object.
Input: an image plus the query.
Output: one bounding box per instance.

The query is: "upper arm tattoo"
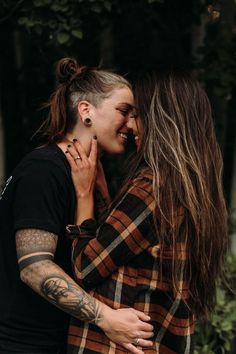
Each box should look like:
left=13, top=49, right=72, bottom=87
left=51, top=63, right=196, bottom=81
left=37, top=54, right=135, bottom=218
left=16, top=229, right=58, bottom=271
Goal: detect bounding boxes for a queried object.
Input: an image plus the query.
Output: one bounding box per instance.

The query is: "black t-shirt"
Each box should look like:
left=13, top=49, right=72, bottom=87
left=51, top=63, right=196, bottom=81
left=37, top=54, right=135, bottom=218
left=0, top=144, right=76, bottom=353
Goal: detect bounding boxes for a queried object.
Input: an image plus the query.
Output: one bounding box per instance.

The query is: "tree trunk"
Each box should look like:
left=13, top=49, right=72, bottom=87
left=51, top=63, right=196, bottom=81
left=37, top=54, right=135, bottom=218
left=191, top=1, right=208, bottom=65
left=99, top=27, right=114, bottom=68
left=0, top=100, right=5, bottom=191
left=229, top=138, right=236, bottom=255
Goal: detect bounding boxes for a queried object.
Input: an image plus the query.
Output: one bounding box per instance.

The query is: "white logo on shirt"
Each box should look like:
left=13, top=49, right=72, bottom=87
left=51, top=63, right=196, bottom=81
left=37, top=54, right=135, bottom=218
left=0, top=176, right=13, bottom=200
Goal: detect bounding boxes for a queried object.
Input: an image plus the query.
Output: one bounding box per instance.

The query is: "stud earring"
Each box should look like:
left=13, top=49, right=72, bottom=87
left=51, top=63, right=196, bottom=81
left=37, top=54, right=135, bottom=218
left=84, top=117, right=92, bottom=127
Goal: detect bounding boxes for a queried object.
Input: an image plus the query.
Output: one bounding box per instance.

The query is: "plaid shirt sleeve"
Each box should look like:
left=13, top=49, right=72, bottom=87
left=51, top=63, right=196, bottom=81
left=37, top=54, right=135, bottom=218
left=72, top=169, right=157, bottom=289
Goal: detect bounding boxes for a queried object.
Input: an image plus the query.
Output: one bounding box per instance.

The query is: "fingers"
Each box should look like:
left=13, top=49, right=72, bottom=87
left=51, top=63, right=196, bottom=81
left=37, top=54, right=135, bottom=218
left=65, top=150, right=78, bottom=171
left=130, top=309, right=153, bottom=332
left=138, top=321, right=154, bottom=332
left=132, top=309, right=151, bottom=322
left=137, top=331, right=154, bottom=340
left=89, top=137, right=98, bottom=164
left=136, top=338, right=153, bottom=348
left=65, top=144, right=83, bottom=169
left=69, top=141, right=88, bottom=162
left=122, top=337, right=153, bottom=353
left=122, top=343, right=144, bottom=354
left=66, top=138, right=97, bottom=167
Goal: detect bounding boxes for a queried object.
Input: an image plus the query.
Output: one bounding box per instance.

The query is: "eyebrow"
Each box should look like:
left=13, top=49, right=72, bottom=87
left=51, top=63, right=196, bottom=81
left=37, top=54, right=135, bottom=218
left=116, top=103, right=134, bottom=109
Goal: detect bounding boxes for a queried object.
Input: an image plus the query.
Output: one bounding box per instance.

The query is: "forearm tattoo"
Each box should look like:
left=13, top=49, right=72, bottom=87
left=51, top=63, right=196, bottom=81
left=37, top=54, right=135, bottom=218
left=41, top=275, right=101, bottom=324
left=15, top=229, right=102, bottom=325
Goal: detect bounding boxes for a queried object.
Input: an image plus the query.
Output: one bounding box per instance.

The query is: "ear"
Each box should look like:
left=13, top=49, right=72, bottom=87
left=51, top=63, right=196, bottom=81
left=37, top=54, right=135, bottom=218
left=77, top=101, right=92, bottom=122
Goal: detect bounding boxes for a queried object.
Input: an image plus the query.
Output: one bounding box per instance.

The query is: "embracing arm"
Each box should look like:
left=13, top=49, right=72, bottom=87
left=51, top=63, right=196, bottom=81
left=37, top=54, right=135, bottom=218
left=65, top=140, right=156, bottom=287
left=16, top=228, right=100, bottom=323
left=71, top=172, right=156, bottom=288
left=16, top=228, right=153, bottom=353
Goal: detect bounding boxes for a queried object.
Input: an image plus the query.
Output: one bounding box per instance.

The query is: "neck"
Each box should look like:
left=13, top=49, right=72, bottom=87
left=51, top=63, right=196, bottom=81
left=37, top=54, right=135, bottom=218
left=57, top=131, right=102, bottom=157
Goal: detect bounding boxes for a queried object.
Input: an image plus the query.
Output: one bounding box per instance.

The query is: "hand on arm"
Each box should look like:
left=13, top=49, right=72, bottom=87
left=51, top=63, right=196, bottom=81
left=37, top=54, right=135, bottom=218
left=16, top=228, right=153, bottom=353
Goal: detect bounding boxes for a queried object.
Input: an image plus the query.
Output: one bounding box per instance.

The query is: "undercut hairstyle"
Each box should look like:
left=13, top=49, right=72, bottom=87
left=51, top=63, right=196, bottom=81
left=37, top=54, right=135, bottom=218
left=37, top=57, right=131, bottom=142
left=120, top=71, right=228, bottom=319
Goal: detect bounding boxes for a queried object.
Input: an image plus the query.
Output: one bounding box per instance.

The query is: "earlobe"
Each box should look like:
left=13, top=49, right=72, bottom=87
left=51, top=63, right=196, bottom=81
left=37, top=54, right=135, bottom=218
left=83, top=118, right=92, bottom=127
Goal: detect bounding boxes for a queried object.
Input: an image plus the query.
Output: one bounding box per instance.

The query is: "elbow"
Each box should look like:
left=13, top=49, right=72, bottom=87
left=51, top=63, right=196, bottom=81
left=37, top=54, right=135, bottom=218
left=19, top=261, right=47, bottom=287
left=19, top=267, right=32, bottom=286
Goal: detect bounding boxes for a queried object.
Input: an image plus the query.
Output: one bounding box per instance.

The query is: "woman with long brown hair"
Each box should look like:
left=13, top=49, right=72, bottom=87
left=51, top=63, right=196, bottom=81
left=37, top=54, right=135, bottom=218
left=65, top=70, right=228, bottom=353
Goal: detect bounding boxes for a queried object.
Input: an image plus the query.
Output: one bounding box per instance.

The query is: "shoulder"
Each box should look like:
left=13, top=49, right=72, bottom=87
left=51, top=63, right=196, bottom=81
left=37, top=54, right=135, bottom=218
left=122, top=167, right=154, bottom=206
left=130, top=167, right=153, bottom=192
left=15, top=144, right=70, bottom=180
left=24, top=144, right=68, bottom=168
left=5, top=145, right=72, bottom=197
left=133, top=167, right=153, bottom=183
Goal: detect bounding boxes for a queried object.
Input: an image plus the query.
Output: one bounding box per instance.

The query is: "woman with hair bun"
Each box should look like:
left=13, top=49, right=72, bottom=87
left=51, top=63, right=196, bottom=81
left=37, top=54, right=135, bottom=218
left=0, top=58, right=154, bottom=354
left=65, top=70, right=228, bottom=353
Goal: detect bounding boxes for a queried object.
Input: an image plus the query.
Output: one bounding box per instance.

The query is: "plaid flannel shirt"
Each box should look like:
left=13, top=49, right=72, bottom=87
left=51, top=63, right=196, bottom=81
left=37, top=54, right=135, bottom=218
left=67, top=168, right=195, bottom=354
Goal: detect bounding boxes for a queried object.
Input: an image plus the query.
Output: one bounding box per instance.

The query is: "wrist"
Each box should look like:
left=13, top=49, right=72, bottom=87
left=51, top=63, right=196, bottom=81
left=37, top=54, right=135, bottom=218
left=95, top=302, right=113, bottom=331
left=76, top=195, right=94, bottom=224
left=76, top=191, right=94, bottom=199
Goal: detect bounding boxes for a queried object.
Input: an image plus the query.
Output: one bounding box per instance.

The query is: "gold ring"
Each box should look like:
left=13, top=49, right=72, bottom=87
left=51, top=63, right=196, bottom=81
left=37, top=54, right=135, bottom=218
left=134, top=338, right=140, bottom=346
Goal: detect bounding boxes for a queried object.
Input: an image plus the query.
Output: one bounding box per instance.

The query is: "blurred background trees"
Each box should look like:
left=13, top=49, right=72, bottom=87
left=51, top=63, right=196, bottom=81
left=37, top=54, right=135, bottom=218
left=0, top=0, right=235, bottom=198
left=0, top=0, right=236, bottom=352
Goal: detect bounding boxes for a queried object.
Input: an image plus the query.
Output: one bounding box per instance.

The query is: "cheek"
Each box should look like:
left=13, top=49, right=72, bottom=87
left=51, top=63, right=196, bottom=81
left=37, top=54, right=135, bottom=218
left=99, top=124, right=115, bottom=136
left=95, top=111, right=125, bottom=137
left=102, top=119, right=124, bottom=136
left=137, top=119, right=143, bottom=135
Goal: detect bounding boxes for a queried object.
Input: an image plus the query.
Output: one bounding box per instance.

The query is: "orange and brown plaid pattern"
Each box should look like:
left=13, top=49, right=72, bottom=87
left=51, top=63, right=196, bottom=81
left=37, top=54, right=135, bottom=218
left=67, top=169, right=195, bottom=353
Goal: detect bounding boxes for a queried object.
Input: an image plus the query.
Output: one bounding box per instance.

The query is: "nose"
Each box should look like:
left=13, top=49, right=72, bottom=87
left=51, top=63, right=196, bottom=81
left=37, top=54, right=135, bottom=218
left=125, top=115, right=135, bottom=131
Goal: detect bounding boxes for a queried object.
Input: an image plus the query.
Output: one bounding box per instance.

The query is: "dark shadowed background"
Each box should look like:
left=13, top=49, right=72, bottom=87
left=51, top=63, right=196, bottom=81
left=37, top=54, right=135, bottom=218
left=0, top=1, right=236, bottom=352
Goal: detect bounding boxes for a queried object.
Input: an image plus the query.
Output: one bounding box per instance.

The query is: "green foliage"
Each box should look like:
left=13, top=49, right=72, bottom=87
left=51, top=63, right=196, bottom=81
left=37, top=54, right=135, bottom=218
left=198, top=32, right=236, bottom=99
left=194, top=254, right=236, bottom=354
left=0, top=0, right=164, bottom=47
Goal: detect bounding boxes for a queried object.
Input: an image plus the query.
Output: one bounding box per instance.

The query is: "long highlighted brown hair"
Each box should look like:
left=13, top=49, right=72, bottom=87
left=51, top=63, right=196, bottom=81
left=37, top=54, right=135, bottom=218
left=128, top=71, right=228, bottom=318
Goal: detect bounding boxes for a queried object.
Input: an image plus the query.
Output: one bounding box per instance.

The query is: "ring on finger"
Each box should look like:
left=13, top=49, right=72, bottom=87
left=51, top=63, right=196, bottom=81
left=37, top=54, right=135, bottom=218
left=134, top=338, right=140, bottom=346
left=74, top=155, right=81, bottom=161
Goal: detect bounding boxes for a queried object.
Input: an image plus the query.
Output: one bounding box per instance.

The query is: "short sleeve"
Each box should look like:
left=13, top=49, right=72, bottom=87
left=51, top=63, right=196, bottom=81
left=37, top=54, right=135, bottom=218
left=13, top=160, right=70, bottom=236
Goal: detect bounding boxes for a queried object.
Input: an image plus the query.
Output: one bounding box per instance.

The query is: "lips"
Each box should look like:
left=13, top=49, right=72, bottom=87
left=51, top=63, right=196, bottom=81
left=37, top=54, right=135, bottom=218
left=118, top=132, right=128, bottom=141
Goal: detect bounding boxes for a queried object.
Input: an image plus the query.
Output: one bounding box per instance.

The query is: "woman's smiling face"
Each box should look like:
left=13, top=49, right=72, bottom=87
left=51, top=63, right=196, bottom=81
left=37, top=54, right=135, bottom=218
left=125, top=109, right=143, bottom=151
left=91, top=87, right=134, bottom=154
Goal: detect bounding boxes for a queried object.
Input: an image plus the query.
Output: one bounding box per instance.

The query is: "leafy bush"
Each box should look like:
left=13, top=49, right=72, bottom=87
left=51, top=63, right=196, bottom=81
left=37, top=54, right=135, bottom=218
left=194, top=254, right=236, bottom=354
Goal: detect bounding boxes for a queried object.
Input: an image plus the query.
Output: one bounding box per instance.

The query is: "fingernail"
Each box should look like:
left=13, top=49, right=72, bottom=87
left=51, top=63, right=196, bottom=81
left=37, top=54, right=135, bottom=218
left=93, top=135, right=97, bottom=140
left=67, top=144, right=71, bottom=147
left=73, top=138, right=77, bottom=142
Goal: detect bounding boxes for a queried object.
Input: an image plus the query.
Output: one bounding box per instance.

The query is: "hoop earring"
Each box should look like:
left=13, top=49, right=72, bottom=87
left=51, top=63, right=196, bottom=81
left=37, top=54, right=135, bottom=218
left=84, top=117, right=92, bottom=127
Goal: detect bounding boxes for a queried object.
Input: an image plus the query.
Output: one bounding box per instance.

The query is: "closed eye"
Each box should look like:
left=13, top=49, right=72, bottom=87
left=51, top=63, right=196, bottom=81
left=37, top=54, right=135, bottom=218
left=116, top=108, right=130, bottom=116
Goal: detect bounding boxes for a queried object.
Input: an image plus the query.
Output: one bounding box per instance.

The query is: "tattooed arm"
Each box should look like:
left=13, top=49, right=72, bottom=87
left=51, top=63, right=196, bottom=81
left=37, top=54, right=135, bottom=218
left=16, top=229, right=153, bottom=353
